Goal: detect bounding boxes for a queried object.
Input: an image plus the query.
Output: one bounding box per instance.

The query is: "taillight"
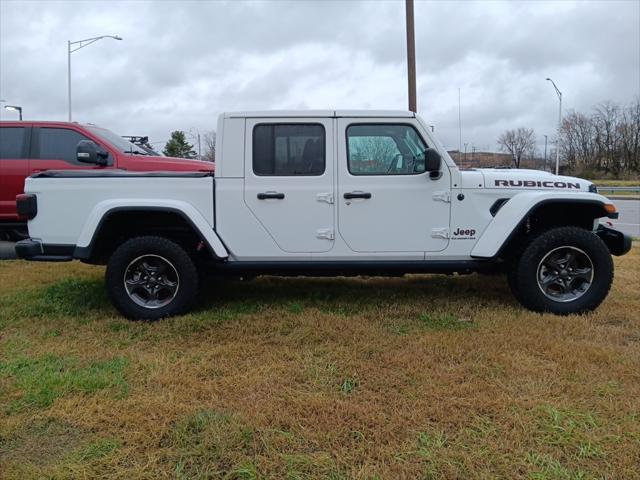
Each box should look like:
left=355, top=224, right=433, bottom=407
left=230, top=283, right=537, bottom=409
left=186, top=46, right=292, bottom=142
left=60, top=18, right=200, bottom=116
left=16, top=194, right=37, bottom=220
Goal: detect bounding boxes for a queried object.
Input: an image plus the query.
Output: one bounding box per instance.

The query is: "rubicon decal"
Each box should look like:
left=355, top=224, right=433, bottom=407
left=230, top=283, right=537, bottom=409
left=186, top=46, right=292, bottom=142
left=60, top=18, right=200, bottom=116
left=494, top=180, right=581, bottom=189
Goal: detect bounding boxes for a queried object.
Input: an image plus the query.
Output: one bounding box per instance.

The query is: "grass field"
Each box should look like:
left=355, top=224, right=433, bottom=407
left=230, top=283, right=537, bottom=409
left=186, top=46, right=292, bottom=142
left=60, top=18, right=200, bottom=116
left=593, top=180, right=640, bottom=187
left=1, top=249, right=639, bottom=479
left=593, top=180, right=640, bottom=196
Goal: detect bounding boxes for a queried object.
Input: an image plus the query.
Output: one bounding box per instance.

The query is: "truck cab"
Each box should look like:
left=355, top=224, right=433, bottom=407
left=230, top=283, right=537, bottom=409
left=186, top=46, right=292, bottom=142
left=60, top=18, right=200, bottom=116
left=214, top=111, right=451, bottom=259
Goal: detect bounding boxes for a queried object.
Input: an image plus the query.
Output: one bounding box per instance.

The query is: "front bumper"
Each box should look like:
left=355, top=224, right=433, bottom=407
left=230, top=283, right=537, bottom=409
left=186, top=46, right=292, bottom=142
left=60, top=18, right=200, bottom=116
left=15, top=239, right=75, bottom=262
left=596, top=225, right=632, bottom=256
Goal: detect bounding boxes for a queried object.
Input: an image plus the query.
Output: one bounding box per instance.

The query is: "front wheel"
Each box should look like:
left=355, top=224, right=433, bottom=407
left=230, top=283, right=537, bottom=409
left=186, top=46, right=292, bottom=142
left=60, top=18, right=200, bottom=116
left=511, top=227, right=613, bottom=315
left=106, top=236, right=199, bottom=320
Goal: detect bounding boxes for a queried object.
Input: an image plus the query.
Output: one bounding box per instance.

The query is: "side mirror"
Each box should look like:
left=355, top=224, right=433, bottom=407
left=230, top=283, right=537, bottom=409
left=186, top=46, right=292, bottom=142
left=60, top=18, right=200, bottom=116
left=77, top=140, right=109, bottom=166
left=424, top=148, right=442, bottom=177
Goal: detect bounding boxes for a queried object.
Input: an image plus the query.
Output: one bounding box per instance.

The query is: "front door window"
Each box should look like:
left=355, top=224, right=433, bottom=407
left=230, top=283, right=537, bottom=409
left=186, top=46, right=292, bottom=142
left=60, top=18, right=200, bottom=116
left=347, top=124, right=427, bottom=175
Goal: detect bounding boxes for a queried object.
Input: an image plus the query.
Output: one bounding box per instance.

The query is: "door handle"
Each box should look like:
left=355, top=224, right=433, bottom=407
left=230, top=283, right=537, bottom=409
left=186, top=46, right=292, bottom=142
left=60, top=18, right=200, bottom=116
left=257, top=192, right=285, bottom=200
left=343, top=191, right=372, bottom=200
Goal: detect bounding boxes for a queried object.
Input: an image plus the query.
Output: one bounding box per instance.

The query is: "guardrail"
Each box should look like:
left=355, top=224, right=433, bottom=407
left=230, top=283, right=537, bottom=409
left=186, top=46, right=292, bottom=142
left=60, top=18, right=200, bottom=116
left=597, top=186, right=640, bottom=192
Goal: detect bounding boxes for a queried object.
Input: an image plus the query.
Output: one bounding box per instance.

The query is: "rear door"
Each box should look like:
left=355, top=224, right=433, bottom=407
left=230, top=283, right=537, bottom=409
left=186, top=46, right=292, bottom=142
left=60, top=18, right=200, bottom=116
left=0, top=125, right=31, bottom=220
left=336, top=119, right=451, bottom=253
left=243, top=118, right=335, bottom=253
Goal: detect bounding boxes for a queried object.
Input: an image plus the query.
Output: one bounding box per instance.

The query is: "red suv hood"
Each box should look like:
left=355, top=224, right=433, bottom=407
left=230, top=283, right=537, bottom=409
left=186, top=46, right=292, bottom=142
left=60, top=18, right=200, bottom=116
left=119, top=154, right=215, bottom=172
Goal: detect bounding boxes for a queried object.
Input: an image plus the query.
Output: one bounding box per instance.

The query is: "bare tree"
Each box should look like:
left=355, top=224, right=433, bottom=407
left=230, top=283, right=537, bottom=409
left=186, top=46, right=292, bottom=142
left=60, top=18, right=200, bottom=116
left=620, top=98, right=640, bottom=173
left=592, top=102, right=622, bottom=174
left=561, top=111, right=597, bottom=171
left=559, top=98, right=640, bottom=176
left=348, top=136, right=400, bottom=171
left=497, top=128, right=536, bottom=168
left=202, top=131, right=216, bottom=162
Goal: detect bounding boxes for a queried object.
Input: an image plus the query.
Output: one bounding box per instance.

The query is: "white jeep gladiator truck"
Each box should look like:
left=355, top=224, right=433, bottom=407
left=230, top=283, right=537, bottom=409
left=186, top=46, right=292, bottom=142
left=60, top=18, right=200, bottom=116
left=15, top=110, right=631, bottom=320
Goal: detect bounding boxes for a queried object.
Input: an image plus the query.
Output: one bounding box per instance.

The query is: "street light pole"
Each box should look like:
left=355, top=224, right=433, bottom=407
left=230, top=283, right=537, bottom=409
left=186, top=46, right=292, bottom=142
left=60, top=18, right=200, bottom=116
left=68, top=35, right=122, bottom=121
left=458, top=88, right=462, bottom=162
left=405, top=0, right=417, bottom=112
left=4, top=105, right=23, bottom=120
left=67, top=40, right=71, bottom=122
left=546, top=77, right=562, bottom=175
left=543, top=134, right=548, bottom=172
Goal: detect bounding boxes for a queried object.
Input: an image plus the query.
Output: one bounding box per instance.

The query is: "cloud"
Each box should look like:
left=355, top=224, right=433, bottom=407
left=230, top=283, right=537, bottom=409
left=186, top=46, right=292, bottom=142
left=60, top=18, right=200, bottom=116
left=1, top=0, right=638, bottom=153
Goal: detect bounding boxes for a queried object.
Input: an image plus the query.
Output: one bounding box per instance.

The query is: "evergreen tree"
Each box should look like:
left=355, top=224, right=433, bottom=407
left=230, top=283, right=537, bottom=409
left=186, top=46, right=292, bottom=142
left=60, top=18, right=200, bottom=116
left=163, top=131, right=196, bottom=158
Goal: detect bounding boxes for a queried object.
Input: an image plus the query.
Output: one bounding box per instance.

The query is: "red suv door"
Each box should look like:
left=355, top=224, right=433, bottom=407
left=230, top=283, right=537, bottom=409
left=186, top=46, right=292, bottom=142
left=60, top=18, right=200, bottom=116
left=0, top=125, right=31, bottom=221
left=30, top=126, right=114, bottom=174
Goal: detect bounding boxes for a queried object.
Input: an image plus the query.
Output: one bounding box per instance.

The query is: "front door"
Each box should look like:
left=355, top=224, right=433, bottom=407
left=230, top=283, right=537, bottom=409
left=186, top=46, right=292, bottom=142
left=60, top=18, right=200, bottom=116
left=243, top=118, right=334, bottom=253
left=0, top=125, right=30, bottom=221
left=336, top=119, right=450, bottom=253
left=30, top=126, right=111, bottom=173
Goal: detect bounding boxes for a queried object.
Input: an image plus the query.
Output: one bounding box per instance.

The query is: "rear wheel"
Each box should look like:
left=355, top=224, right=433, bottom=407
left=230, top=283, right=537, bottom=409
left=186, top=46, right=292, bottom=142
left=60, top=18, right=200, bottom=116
left=511, top=227, right=613, bottom=315
left=106, top=236, right=198, bottom=320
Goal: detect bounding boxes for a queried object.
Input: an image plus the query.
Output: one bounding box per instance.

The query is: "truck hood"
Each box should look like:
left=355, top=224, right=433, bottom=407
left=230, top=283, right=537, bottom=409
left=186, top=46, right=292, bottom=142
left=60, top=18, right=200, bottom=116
left=120, top=154, right=215, bottom=172
left=472, top=168, right=593, bottom=193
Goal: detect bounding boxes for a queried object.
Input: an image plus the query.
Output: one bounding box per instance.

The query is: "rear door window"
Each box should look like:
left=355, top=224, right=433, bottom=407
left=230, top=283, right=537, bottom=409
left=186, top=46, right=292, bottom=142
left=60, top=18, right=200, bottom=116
left=0, top=127, right=27, bottom=159
left=253, top=124, right=325, bottom=176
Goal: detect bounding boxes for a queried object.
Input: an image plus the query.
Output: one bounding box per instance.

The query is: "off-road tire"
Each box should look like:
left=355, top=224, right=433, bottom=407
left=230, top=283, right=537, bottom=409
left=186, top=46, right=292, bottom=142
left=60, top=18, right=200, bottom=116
left=511, top=227, right=613, bottom=315
left=106, top=236, right=198, bottom=320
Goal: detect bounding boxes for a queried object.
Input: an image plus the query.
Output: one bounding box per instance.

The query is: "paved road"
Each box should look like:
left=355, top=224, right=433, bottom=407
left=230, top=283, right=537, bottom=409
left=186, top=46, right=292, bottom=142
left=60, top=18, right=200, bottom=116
left=607, top=199, right=640, bottom=238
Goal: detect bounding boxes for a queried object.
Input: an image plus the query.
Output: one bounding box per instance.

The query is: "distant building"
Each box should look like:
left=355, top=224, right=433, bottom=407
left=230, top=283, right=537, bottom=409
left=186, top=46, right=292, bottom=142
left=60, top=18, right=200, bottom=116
left=447, top=150, right=548, bottom=171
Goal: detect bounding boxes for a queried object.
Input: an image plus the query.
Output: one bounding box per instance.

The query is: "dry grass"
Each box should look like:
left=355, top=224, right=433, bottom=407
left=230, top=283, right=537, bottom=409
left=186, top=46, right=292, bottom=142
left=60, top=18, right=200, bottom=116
left=1, top=248, right=639, bottom=479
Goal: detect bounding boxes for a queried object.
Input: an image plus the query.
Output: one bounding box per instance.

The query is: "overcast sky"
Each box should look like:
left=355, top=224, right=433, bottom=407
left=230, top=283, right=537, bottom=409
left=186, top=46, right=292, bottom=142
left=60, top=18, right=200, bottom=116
left=1, top=0, right=639, bottom=154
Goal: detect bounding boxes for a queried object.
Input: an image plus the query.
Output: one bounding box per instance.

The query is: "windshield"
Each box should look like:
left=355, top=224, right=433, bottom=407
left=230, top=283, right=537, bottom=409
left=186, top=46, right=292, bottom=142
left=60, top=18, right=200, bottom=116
left=85, top=125, right=150, bottom=155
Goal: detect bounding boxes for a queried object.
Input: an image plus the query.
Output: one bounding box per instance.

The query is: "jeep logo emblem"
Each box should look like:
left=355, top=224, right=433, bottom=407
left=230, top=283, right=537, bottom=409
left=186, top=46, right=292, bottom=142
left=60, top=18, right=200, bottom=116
left=453, top=228, right=476, bottom=238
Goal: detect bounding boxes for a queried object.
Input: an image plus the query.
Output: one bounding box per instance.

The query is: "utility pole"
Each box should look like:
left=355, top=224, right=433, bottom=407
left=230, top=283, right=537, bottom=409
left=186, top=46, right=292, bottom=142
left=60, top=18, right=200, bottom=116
left=405, top=0, right=417, bottom=112
left=188, top=129, right=202, bottom=159
left=546, top=78, right=562, bottom=175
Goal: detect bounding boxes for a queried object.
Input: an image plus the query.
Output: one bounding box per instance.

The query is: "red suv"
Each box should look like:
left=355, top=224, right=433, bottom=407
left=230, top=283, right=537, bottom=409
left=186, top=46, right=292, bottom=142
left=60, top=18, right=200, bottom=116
left=0, top=121, right=214, bottom=240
